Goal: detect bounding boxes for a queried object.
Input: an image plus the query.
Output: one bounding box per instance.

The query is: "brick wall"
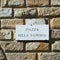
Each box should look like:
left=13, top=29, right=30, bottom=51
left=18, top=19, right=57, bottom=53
left=0, top=0, right=60, bottom=60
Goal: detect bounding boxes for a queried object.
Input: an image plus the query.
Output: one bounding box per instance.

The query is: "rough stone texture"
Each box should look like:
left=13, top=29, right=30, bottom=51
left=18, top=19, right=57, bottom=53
left=14, top=8, right=37, bottom=18
left=7, top=0, right=24, bottom=7
left=0, top=8, right=12, bottom=17
left=51, top=0, right=60, bottom=5
left=0, top=0, right=60, bottom=60
left=52, top=41, right=60, bottom=51
left=0, top=0, right=1, bottom=7
left=0, top=29, right=16, bottom=40
left=51, top=29, right=60, bottom=39
left=2, top=0, right=24, bottom=7
left=1, top=0, right=6, bottom=7
left=0, top=46, right=6, bottom=60
left=0, top=29, right=12, bottom=40
left=1, top=19, right=24, bottom=28
left=50, top=18, right=60, bottom=29
left=6, top=53, right=36, bottom=60
left=37, top=7, right=60, bottom=16
left=26, top=42, right=49, bottom=50
left=25, top=18, right=47, bottom=25
left=0, top=41, right=23, bottom=52
left=38, top=53, right=60, bottom=60
left=26, top=0, right=49, bottom=6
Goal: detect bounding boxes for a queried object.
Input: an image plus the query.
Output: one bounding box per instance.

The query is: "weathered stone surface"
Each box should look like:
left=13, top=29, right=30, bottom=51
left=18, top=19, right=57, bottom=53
left=6, top=53, right=36, bottom=60
left=0, top=41, right=23, bottom=51
left=51, top=29, right=60, bottom=39
left=1, top=29, right=16, bottom=40
left=0, top=46, right=7, bottom=60
left=26, top=42, right=49, bottom=50
left=51, top=0, right=60, bottom=5
left=0, top=0, right=1, bottom=7
left=8, top=0, right=24, bottom=7
left=2, top=0, right=24, bottom=7
left=38, top=53, right=60, bottom=60
left=1, top=0, right=6, bottom=7
left=50, top=18, right=60, bottom=29
left=26, top=0, right=49, bottom=6
left=0, top=29, right=12, bottom=40
left=8, top=0, right=24, bottom=6
left=37, top=7, right=60, bottom=16
left=25, top=18, right=47, bottom=25
left=1, top=19, right=24, bottom=28
left=14, top=8, right=37, bottom=18
left=0, top=8, right=12, bottom=17
left=0, top=29, right=16, bottom=40
left=52, top=41, right=60, bottom=50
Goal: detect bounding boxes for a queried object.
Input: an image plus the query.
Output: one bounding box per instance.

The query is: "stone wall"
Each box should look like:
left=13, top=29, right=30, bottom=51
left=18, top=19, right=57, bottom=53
left=0, top=0, right=60, bottom=60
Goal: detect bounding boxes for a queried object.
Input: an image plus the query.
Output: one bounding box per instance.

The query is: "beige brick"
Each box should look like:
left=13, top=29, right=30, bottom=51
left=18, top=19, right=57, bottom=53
left=38, top=53, right=60, bottom=60
left=8, top=0, right=24, bottom=6
left=1, top=19, right=24, bottom=28
left=50, top=18, right=60, bottom=29
left=0, top=29, right=12, bottom=40
left=14, top=8, right=37, bottom=18
left=2, top=0, right=24, bottom=7
left=37, top=7, right=60, bottom=16
left=0, top=8, right=12, bottom=17
left=52, top=41, right=60, bottom=51
left=1, top=0, right=6, bottom=7
left=51, top=0, right=60, bottom=5
left=25, top=18, right=47, bottom=25
left=51, top=29, right=60, bottom=39
left=26, top=0, right=49, bottom=6
left=6, top=53, right=36, bottom=60
left=26, top=42, right=49, bottom=50
left=0, top=29, right=16, bottom=40
left=0, top=41, right=23, bottom=52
